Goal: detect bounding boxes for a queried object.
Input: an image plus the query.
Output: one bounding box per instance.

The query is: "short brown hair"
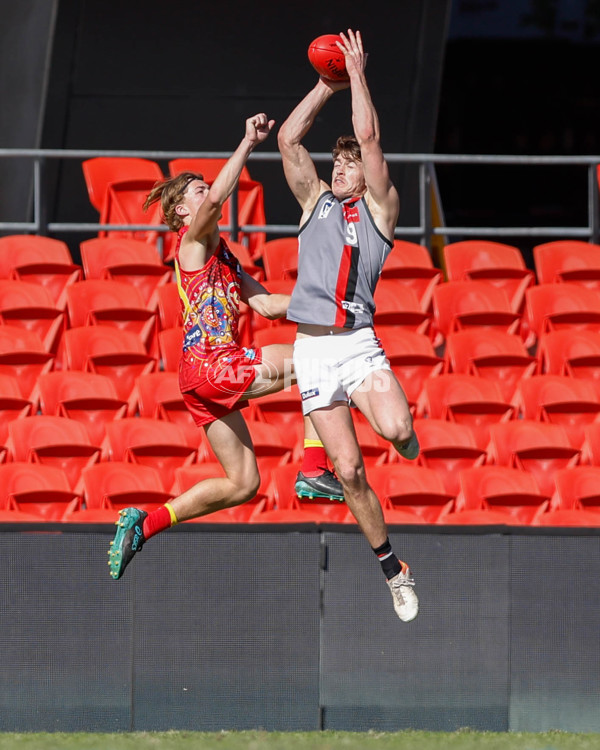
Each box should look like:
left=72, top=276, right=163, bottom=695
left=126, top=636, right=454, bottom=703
left=142, top=171, right=204, bottom=231
left=332, top=135, right=362, bottom=162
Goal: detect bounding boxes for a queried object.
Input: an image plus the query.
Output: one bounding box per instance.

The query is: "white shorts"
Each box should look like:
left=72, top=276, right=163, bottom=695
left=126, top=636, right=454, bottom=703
left=293, top=327, right=392, bottom=415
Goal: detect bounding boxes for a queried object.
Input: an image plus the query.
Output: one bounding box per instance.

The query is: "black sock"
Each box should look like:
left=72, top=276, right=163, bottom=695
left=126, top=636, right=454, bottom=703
left=372, top=537, right=402, bottom=580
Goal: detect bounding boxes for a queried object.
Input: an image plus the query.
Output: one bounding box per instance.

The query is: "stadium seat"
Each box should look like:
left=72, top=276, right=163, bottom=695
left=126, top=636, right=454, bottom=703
left=381, top=240, right=443, bottom=312
left=81, top=461, right=173, bottom=512
left=0, top=279, right=65, bottom=354
left=66, top=279, right=157, bottom=352
left=455, top=465, right=550, bottom=525
left=0, top=325, right=54, bottom=400
left=79, top=237, right=172, bottom=306
left=533, top=239, right=600, bottom=288
left=444, top=329, right=536, bottom=402
left=442, top=240, right=534, bottom=313
left=59, top=326, right=156, bottom=402
left=260, top=237, right=299, bottom=280
left=576, top=422, right=600, bottom=466
left=0, top=234, right=82, bottom=309
left=0, top=373, right=34, bottom=445
left=157, top=327, right=183, bottom=372
left=5, top=415, right=101, bottom=491
left=536, top=330, right=600, bottom=397
left=0, top=462, right=82, bottom=521
left=432, top=280, right=521, bottom=342
left=375, top=328, right=443, bottom=409
left=487, top=420, right=580, bottom=500
left=373, top=281, right=431, bottom=336
left=82, top=157, right=164, bottom=216
left=33, top=371, right=127, bottom=446
left=525, top=283, right=600, bottom=343
left=129, top=371, right=200, bottom=448
left=151, top=283, right=182, bottom=330
left=551, top=466, right=600, bottom=513
left=171, top=463, right=268, bottom=523
left=367, top=463, right=455, bottom=523
left=350, top=417, right=393, bottom=467
left=515, top=374, right=600, bottom=449
left=412, top=418, right=486, bottom=497
left=102, top=417, right=196, bottom=492
left=437, top=507, right=518, bottom=525
left=416, top=373, right=515, bottom=450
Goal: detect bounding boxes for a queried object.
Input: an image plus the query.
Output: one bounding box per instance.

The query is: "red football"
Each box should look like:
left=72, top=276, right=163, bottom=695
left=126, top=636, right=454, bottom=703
left=307, top=34, right=348, bottom=81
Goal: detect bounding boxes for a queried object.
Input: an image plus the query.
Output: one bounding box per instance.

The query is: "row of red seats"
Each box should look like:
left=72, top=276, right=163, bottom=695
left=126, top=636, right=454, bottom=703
left=1, top=443, right=598, bottom=527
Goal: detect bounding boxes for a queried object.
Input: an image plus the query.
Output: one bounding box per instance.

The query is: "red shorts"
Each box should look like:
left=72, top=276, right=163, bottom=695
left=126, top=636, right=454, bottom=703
left=181, top=347, right=263, bottom=427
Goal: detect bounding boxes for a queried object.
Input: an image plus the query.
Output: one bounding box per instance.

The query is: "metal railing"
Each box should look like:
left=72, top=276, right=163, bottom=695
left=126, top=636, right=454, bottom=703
left=1, top=148, right=599, bottom=246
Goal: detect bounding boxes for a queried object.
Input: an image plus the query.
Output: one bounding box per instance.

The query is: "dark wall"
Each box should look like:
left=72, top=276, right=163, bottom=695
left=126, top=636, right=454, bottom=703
left=1, top=525, right=599, bottom=733
left=0, top=0, right=58, bottom=225
left=40, top=0, right=450, bottom=254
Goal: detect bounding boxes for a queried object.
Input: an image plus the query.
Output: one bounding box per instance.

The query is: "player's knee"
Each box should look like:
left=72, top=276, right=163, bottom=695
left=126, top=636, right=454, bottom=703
left=335, top=458, right=366, bottom=492
left=227, top=468, right=261, bottom=506
left=379, top=417, right=413, bottom=447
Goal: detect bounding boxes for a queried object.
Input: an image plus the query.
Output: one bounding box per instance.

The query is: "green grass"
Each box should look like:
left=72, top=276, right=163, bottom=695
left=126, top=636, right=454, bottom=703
left=0, top=731, right=599, bottom=750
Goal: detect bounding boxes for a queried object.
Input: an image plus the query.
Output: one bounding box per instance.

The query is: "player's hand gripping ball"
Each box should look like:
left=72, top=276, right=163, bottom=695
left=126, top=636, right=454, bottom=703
left=307, top=34, right=349, bottom=81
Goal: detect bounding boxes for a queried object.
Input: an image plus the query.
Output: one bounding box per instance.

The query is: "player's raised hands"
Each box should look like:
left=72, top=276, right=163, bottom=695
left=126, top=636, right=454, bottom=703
left=336, top=29, right=367, bottom=78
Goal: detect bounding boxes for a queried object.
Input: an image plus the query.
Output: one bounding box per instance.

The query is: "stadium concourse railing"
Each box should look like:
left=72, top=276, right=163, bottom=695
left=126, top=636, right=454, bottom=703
left=0, top=148, right=599, bottom=246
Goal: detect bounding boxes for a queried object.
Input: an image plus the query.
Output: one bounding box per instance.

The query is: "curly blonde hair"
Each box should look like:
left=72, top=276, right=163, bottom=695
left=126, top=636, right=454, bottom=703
left=143, top=171, right=204, bottom=231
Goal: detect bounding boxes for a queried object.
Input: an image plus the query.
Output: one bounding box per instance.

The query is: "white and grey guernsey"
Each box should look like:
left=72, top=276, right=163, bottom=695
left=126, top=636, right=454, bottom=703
left=286, top=191, right=393, bottom=329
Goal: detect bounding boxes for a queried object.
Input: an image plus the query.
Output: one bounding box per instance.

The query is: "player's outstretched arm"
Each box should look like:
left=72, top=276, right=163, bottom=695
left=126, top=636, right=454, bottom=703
left=187, top=113, right=274, bottom=242
left=277, top=79, right=344, bottom=216
left=337, top=30, right=399, bottom=229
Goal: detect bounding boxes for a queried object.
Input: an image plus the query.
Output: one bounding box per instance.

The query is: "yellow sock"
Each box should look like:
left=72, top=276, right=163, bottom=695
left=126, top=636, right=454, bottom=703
left=165, top=502, right=179, bottom=526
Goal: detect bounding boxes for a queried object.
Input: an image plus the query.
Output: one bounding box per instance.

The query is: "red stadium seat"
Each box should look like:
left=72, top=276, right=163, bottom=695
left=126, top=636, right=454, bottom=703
left=536, top=330, right=600, bottom=398
left=0, top=373, right=34, bottom=445
left=514, top=375, right=600, bottom=449
left=455, top=465, right=550, bottom=525
left=412, top=418, right=486, bottom=497
left=0, top=462, right=82, bottom=521
left=79, top=237, right=172, bottom=306
left=416, top=374, right=515, bottom=450
left=0, top=279, right=65, bottom=354
left=66, top=279, right=157, bottom=352
left=551, top=466, right=600, bottom=514
left=373, top=281, right=431, bottom=338
left=525, top=283, right=600, bottom=344
left=367, top=463, right=455, bottom=523
left=444, top=329, right=536, bottom=402
left=81, top=461, right=173, bottom=512
left=82, top=157, right=164, bottom=216
left=34, top=371, right=127, bottom=446
left=533, top=240, right=600, bottom=289
left=260, top=237, right=299, bottom=280
left=103, top=417, right=196, bottom=492
left=530, top=508, right=600, bottom=527
left=376, top=328, right=443, bottom=409
left=5, top=415, right=101, bottom=491
left=0, top=325, right=54, bottom=400
left=381, top=240, right=443, bottom=311
left=0, top=235, right=82, bottom=309
left=442, top=240, right=534, bottom=313
left=151, top=283, right=182, bottom=331
left=487, top=420, right=580, bottom=500
left=432, top=280, right=521, bottom=342
left=59, top=326, right=156, bottom=402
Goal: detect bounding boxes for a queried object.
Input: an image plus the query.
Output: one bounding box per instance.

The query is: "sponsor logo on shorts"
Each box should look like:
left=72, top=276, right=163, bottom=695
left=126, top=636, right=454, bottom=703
left=301, top=387, right=320, bottom=400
